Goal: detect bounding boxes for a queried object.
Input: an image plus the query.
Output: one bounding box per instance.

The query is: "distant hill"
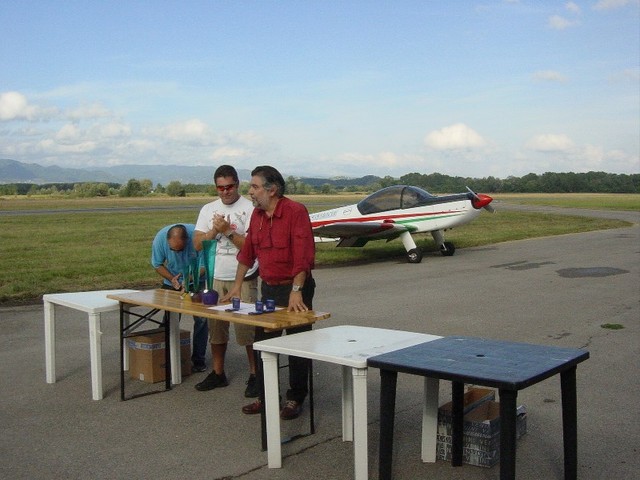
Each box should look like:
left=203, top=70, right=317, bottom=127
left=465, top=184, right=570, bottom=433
left=0, top=158, right=380, bottom=187
left=83, top=164, right=254, bottom=185
left=0, top=158, right=118, bottom=183
left=0, top=159, right=253, bottom=185
left=296, top=175, right=381, bottom=187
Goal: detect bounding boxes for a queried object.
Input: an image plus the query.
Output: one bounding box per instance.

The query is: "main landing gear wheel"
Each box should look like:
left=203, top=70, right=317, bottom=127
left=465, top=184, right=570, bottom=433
left=440, top=242, right=456, bottom=257
left=407, top=248, right=423, bottom=264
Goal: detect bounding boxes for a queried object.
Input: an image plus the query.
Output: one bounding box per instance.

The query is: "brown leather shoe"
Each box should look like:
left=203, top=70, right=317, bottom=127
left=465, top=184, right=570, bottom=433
left=242, top=399, right=263, bottom=415
left=280, top=400, right=303, bottom=420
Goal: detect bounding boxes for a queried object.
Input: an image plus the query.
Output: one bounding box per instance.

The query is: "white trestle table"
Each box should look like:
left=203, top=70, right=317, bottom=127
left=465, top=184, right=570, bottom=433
left=43, top=289, right=183, bottom=400
left=254, top=325, right=442, bottom=480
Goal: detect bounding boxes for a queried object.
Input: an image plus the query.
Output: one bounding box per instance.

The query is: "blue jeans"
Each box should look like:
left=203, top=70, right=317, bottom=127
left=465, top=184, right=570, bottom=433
left=191, top=316, right=208, bottom=368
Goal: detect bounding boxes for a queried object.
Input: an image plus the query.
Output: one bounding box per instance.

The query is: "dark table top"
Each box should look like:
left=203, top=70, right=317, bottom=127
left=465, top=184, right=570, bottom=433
left=367, top=336, right=589, bottom=390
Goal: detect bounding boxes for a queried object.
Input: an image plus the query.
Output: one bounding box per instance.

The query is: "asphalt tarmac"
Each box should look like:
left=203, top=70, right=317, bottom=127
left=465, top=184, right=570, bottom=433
left=1, top=204, right=638, bottom=480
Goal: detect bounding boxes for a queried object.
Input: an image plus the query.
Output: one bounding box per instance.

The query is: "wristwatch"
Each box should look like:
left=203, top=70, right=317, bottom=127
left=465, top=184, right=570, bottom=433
left=225, top=231, right=235, bottom=240
left=292, top=284, right=302, bottom=292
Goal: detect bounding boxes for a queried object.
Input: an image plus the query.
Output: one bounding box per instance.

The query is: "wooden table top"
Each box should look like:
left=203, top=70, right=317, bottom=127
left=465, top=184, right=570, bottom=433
left=107, top=289, right=330, bottom=331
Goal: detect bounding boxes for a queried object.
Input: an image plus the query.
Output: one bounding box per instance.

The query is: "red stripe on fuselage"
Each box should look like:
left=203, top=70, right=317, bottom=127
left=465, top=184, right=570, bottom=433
left=311, top=210, right=462, bottom=228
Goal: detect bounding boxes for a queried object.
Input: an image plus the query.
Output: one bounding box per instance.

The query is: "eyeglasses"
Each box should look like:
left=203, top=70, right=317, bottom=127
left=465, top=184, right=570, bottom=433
left=216, top=183, right=236, bottom=192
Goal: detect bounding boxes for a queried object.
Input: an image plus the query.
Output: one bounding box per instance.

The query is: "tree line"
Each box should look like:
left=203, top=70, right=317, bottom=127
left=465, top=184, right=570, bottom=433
left=0, top=171, right=637, bottom=197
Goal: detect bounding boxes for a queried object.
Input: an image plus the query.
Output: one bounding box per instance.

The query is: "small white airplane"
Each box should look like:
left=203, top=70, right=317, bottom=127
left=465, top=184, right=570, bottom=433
left=310, top=185, right=494, bottom=263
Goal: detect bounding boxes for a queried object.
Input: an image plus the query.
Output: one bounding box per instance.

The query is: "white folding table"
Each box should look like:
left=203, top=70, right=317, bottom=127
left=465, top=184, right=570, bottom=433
left=43, top=289, right=184, bottom=400
left=254, top=325, right=442, bottom=480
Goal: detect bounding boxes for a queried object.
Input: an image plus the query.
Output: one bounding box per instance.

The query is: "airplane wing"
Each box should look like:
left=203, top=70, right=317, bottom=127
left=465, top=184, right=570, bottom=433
left=313, top=221, right=411, bottom=247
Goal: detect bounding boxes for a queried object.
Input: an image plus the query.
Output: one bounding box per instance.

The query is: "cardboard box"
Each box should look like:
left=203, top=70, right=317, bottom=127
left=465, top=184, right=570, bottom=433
left=127, top=329, right=191, bottom=383
left=438, top=387, right=496, bottom=425
left=437, top=400, right=528, bottom=468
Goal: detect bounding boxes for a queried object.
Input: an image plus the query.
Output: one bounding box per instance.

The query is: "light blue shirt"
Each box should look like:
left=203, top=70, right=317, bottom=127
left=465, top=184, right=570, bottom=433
left=151, top=224, right=201, bottom=287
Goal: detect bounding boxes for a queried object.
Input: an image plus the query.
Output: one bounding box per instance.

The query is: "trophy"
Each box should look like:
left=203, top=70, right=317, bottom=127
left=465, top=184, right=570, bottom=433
left=181, top=255, right=203, bottom=302
left=189, top=256, right=202, bottom=303
left=200, top=239, right=219, bottom=305
left=181, top=262, right=191, bottom=299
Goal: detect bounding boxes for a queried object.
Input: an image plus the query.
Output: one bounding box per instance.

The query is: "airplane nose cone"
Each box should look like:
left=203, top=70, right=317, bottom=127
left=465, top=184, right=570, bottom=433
left=472, top=194, right=493, bottom=210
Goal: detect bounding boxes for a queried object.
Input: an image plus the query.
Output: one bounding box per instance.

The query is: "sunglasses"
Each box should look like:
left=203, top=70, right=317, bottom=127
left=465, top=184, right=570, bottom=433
left=216, top=183, right=237, bottom=192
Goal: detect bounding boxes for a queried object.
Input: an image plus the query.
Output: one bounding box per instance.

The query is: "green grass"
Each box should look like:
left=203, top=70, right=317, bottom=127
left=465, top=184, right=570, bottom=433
left=601, top=323, right=624, bottom=330
left=0, top=194, right=634, bottom=305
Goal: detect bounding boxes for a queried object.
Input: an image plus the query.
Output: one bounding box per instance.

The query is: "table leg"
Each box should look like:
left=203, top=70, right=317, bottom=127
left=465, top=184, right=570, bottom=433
left=451, top=381, right=465, bottom=466
left=561, top=366, right=578, bottom=480
left=262, top=352, right=282, bottom=468
left=120, top=303, right=125, bottom=401
left=168, top=312, right=181, bottom=384
left=88, top=312, right=103, bottom=400
left=123, top=308, right=130, bottom=371
left=499, top=389, right=518, bottom=480
left=352, top=367, right=368, bottom=480
left=164, top=314, right=171, bottom=391
left=421, top=377, right=439, bottom=463
left=44, top=301, right=56, bottom=384
left=342, top=365, right=354, bottom=441
left=379, top=369, right=398, bottom=480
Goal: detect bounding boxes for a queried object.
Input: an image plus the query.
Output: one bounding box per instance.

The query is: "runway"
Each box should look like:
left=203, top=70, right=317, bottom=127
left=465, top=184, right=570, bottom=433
left=1, top=205, right=638, bottom=479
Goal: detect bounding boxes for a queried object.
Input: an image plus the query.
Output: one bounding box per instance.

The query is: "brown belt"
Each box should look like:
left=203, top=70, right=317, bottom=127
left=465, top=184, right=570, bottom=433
left=264, top=279, right=293, bottom=286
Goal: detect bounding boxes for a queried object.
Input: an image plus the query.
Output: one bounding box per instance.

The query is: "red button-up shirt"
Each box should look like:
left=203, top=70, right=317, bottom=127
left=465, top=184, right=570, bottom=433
left=237, top=196, right=315, bottom=285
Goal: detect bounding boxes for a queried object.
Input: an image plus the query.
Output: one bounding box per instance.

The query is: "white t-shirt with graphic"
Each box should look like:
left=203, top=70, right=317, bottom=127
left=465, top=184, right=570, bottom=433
left=195, top=195, right=258, bottom=281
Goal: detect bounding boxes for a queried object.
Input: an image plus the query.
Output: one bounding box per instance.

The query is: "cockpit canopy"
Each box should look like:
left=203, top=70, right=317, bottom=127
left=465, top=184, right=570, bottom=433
left=357, top=185, right=436, bottom=215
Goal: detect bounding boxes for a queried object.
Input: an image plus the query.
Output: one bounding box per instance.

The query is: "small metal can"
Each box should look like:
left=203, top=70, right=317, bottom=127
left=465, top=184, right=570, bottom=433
left=265, top=298, right=276, bottom=311
left=232, top=297, right=241, bottom=310
left=255, top=300, right=264, bottom=313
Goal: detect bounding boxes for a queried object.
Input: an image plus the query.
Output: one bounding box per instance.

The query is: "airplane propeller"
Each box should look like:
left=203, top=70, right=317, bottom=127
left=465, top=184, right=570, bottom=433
left=466, top=186, right=495, bottom=213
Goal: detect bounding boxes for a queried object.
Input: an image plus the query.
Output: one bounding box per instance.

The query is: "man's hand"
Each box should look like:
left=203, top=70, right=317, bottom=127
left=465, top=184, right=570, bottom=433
left=170, top=273, right=182, bottom=291
left=220, top=286, right=241, bottom=304
left=288, top=291, right=308, bottom=312
left=213, top=214, right=230, bottom=234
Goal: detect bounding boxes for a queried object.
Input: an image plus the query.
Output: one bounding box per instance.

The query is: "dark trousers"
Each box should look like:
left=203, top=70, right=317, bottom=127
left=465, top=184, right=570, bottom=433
left=160, top=283, right=208, bottom=367
left=258, top=276, right=315, bottom=404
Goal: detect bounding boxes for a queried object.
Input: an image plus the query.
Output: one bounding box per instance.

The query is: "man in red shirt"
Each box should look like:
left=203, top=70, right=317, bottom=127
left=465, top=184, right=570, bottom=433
left=222, top=165, right=316, bottom=420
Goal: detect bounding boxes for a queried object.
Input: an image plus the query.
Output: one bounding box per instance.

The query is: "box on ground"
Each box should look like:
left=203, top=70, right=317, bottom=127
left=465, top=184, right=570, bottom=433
left=437, top=388, right=528, bottom=468
left=438, top=387, right=496, bottom=420
left=127, top=329, right=191, bottom=383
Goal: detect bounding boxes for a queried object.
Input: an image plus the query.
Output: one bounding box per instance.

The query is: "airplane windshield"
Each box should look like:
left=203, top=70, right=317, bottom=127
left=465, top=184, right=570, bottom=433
left=357, top=185, right=435, bottom=215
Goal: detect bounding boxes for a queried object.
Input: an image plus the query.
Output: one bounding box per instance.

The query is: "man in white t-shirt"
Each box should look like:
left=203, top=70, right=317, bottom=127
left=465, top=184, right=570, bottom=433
left=193, top=165, right=259, bottom=397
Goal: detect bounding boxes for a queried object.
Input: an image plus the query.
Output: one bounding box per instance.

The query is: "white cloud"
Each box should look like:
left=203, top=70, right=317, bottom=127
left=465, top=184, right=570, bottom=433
left=1, top=91, right=111, bottom=123
left=424, top=124, right=487, bottom=151
left=565, top=2, right=581, bottom=14
left=533, top=70, right=569, bottom=83
left=36, top=138, right=97, bottom=154
left=515, top=142, right=639, bottom=175
left=0, top=92, right=29, bottom=120
left=548, top=15, right=579, bottom=30
left=55, top=124, right=81, bottom=143
left=158, top=119, right=212, bottom=143
left=96, top=122, right=132, bottom=138
left=66, top=103, right=112, bottom=121
left=525, top=134, right=574, bottom=152
left=0, top=91, right=50, bottom=121
left=593, top=0, right=635, bottom=11
left=211, top=145, right=251, bottom=160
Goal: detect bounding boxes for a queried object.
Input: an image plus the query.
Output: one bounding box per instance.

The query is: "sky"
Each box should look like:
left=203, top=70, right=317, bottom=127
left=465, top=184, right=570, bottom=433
left=1, top=0, right=639, bottom=180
